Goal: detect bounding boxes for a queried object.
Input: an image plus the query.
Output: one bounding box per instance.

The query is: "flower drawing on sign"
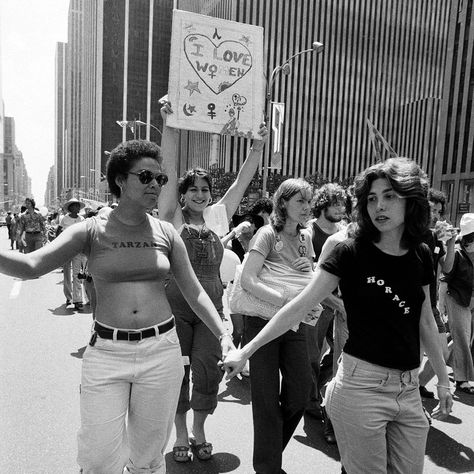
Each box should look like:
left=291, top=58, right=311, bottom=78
left=184, top=34, right=253, bottom=95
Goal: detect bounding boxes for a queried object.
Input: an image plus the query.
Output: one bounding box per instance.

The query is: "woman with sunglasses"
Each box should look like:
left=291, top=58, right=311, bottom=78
left=224, top=158, right=453, bottom=474
left=441, top=213, right=474, bottom=394
left=159, top=102, right=267, bottom=462
left=0, top=140, right=234, bottom=474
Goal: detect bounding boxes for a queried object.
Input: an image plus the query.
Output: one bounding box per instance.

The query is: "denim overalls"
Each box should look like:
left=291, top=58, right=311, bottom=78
left=166, top=222, right=225, bottom=413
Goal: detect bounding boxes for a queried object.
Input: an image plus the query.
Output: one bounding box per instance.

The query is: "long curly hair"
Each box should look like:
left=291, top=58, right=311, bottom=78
left=270, top=178, right=313, bottom=232
left=354, top=157, right=429, bottom=247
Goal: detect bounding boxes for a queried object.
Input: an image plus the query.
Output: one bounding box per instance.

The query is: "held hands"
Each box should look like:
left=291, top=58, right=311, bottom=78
left=219, top=333, right=235, bottom=359
left=431, top=385, right=454, bottom=420
left=220, top=348, right=248, bottom=379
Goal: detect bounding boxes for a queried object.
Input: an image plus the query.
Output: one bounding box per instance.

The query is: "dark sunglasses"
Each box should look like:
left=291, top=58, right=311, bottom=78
left=128, top=170, right=168, bottom=186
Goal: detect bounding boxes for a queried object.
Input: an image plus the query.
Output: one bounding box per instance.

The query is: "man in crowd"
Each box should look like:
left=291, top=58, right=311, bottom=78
left=306, top=183, right=347, bottom=444
left=18, top=198, right=46, bottom=253
left=57, top=198, right=86, bottom=310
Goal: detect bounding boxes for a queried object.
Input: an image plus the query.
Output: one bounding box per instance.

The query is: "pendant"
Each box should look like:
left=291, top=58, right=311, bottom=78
left=275, top=240, right=284, bottom=252
left=197, top=240, right=208, bottom=258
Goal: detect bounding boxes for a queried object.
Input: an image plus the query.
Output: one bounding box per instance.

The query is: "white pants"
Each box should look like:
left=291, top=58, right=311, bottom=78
left=63, top=254, right=85, bottom=303
left=77, top=324, right=184, bottom=473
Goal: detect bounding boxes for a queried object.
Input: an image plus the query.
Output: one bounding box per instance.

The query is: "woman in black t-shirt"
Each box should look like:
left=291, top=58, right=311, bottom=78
left=223, top=158, right=453, bottom=474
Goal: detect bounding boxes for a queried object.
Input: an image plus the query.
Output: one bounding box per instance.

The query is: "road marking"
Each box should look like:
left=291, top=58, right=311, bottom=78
left=9, top=280, right=22, bottom=299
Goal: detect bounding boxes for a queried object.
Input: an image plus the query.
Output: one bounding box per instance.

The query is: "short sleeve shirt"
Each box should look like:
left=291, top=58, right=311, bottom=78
left=250, top=224, right=315, bottom=266
left=19, top=211, right=45, bottom=233
left=320, top=238, right=434, bottom=370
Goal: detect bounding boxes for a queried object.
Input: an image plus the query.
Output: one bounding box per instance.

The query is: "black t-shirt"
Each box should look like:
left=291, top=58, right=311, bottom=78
left=320, top=238, right=434, bottom=370
left=422, top=230, right=445, bottom=308
left=311, top=221, right=332, bottom=261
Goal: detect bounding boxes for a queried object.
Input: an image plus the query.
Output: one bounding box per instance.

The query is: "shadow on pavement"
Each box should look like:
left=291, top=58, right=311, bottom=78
left=71, top=346, right=87, bottom=359
left=422, top=398, right=462, bottom=425
left=426, top=426, right=474, bottom=473
left=217, top=377, right=251, bottom=405
left=164, top=451, right=240, bottom=473
left=49, top=303, right=93, bottom=317
left=453, top=389, right=474, bottom=408
left=49, top=305, right=76, bottom=316
left=293, top=414, right=340, bottom=462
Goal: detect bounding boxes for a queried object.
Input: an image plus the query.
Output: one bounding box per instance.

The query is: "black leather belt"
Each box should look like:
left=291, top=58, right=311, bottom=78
left=94, top=318, right=175, bottom=341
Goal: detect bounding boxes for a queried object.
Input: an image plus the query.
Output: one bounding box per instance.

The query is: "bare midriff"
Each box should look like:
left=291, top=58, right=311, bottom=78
left=93, top=279, right=173, bottom=329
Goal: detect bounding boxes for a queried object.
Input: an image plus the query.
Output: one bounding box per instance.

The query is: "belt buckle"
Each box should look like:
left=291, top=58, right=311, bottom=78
left=128, top=331, right=142, bottom=342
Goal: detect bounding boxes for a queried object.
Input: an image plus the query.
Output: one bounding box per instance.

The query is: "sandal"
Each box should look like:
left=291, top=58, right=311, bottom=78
left=172, top=446, right=192, bottom=463
left=190, top=438, right=213, bottom=460
left=456, top=381, right=474, bottom=394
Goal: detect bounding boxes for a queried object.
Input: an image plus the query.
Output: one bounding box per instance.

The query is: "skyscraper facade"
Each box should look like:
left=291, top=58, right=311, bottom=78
left=3, top=117, right=30, bottom=211
left=58, top=0, right=173, bottom=202
left=55, top=42, right=67, bottom=204
left=434, top=0, right=474, bottom=224
left=59, top=0, right=455, bottom=206
left=177, top=0, right=451, bottom=188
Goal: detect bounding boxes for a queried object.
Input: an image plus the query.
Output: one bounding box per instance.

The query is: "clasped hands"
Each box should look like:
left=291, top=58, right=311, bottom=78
left=219, top=347, right=248, bottom=379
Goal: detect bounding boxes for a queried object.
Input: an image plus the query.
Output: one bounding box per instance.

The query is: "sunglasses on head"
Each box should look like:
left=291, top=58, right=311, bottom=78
left=128, top=170, right=168, bottom=186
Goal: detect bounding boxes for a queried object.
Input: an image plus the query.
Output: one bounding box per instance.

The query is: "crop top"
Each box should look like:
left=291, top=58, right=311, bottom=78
left=83, top=211, right=179, bottom=283
left=320, top=238, right=434, bottom=371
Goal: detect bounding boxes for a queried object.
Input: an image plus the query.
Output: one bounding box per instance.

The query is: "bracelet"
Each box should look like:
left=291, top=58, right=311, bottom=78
left=435, top=384, right=452, bottom=391
left=219, top=333, right=233, bottom=342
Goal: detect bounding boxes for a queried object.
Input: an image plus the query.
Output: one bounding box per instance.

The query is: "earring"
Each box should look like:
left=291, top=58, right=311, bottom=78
left=208, top=197, right=213, bottom=204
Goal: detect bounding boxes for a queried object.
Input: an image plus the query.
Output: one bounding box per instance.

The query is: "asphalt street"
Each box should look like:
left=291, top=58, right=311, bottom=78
left=0, top=227, right=473, bottom=473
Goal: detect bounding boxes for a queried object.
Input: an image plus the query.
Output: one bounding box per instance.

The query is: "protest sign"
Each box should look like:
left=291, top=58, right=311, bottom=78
left=167, top=10, right=264, bottom=138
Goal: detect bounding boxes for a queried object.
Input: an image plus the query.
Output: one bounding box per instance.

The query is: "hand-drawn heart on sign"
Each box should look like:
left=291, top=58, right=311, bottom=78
left=184, top=34, right=253, bottom=95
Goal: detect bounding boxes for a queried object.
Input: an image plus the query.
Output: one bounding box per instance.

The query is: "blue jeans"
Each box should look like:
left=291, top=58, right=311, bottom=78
left=245, top=316, right=312, bottom=474
left=77, top=321, right=183, bottom=473
left=325, top=353, right=429, bottom=474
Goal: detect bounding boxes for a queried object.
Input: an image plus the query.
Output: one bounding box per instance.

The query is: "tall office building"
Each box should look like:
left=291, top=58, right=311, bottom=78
left=55, top=42, right=67, bottom=204
left=176, top=0, right=451, bottom=188
left=65, top=0, right=84, bottom=193
left=3, top=117, right=30, bottom=211
left=44, top=165, right=56, bottom=209
left=434, top=0, right=474, bottom=224
left=58, top=0, right=173, bottom=202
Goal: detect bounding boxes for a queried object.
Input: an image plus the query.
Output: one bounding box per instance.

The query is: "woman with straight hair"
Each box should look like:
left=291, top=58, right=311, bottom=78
left=239, top=178, right=315, bottom=474
left=224, top=158, right=453, bottom=474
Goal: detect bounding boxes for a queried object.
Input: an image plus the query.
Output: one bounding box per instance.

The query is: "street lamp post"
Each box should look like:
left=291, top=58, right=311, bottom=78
left=262, top=41, right=324, bottom=196
left=134, top=120, right=162, bottom=141
left=116, top=120, right=162, bottom=141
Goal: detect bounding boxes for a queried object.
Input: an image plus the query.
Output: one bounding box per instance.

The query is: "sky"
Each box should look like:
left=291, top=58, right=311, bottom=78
left=1, top=0, right=69, bottom=206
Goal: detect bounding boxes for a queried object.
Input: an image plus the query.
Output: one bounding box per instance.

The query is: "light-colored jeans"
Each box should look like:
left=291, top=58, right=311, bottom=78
left=77, top=322, right=183, bottom=474
left=446, top=294, right=474, bottom=382
left=63, top=254, right=85, bottom=303
left=325, top=353, right=429, bottom=474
